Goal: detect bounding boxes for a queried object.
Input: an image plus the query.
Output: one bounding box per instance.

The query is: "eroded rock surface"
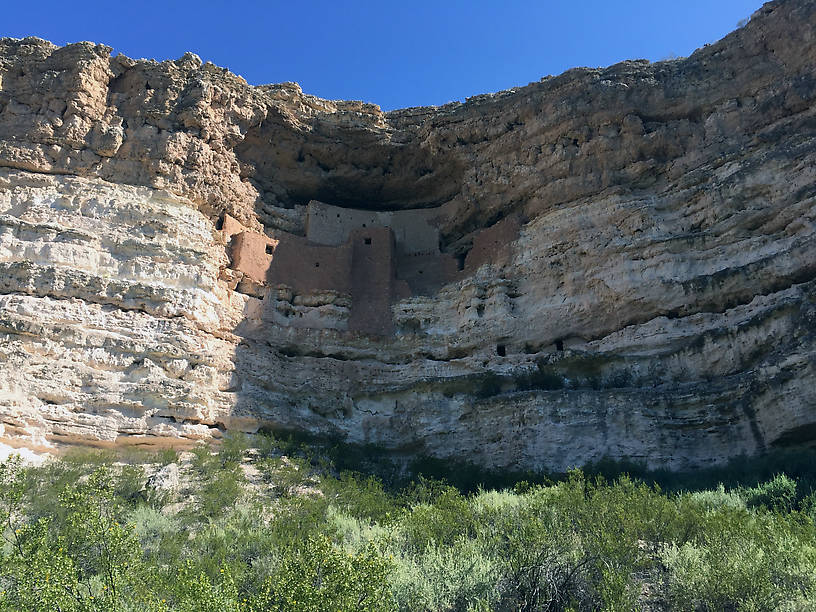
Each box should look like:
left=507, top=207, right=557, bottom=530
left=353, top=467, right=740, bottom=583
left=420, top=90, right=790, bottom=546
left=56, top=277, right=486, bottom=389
left=1, top=0, right=815, bottom=471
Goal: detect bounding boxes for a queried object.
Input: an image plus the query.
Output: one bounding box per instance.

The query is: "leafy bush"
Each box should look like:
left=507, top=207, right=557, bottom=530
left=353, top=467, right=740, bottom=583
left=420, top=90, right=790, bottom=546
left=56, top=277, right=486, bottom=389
left=323, top=472, right=400, bottom=524
left=254, top=534, right=393, bottom=611
left=685, top=483, right=746, bottom=512
left=744, top=473, right=798, bottom=512
left=195, top=465, right=245, bottom=518
left=390, top=538, right=499, bottom=611
left=400, top=486, right=476, bottom=552
left=663, top=508, right=816, bottom=610
left=0, top=465, right=150, bottom=611
left=3, top=447, right=816, bottom=611
left=218, top=432, right=250, bottom=468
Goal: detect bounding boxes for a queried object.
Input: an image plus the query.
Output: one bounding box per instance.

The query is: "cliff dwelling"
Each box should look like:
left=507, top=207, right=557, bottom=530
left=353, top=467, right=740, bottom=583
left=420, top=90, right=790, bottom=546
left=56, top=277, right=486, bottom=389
left=225, top=200, right=522, bottom=335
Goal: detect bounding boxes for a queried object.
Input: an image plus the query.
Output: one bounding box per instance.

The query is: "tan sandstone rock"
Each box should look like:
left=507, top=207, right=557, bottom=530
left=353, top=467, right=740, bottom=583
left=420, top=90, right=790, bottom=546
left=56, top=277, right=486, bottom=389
left=0, top=0, right=814, bottom=471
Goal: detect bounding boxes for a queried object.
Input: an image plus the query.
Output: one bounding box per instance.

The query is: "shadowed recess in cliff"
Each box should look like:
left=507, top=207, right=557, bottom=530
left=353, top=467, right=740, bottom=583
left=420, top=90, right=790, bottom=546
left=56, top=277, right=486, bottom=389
left=234, top=105, right=466, bottom=210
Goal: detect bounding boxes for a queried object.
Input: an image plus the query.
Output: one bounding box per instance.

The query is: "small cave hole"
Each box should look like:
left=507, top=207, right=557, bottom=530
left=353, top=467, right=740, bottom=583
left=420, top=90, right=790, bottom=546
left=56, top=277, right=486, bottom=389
left=476, top=304, right=485, bottom=317
left=315, top=262, right=320, bottom=268
left=265, top=244, right=274, bottom=255
left=364, top=237, right=372, bottom=245
left=496, top=344, right=506, bottom=357
left=336, top=213, right=340, bottom=218
left=555, top=339, right=564, bottom=352
left=362, top=223, right=367, bottom=228
left=456, top=253, right=466, bottom=271
left=418, top=270, right=423, bottom=274
left=215, top=216, right=224, bottom=230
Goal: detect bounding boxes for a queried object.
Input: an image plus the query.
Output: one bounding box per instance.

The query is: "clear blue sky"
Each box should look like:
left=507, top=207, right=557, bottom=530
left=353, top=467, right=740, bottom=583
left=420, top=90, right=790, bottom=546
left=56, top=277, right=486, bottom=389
left=4, top=0, right=763, bottom=111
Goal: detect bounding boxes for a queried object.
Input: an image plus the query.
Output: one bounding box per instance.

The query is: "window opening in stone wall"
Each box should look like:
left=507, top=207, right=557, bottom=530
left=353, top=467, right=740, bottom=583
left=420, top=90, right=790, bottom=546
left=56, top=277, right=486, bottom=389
left=496, top=344, right=506, bottom=357
left=265, top=244, right=274, bottom=255
left=364, top=237, right=372, bottom=245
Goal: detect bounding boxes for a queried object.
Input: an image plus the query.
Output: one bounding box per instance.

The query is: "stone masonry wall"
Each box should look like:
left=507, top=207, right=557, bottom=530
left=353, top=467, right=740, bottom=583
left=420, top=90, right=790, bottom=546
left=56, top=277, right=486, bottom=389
left=267, top=233, right=353, bottom=295
left=306, top=200, right=440, bottom=255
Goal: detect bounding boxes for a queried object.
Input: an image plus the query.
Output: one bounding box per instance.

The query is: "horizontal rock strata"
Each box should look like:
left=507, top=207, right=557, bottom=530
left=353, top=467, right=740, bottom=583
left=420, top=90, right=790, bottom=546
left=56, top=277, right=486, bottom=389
left=0, top=0, right=815, bottom=470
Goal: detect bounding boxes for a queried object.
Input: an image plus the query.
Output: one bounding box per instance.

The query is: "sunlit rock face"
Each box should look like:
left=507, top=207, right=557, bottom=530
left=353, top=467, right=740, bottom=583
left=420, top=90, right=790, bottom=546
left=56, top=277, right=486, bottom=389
left=0, top=0, right=815, bottom=471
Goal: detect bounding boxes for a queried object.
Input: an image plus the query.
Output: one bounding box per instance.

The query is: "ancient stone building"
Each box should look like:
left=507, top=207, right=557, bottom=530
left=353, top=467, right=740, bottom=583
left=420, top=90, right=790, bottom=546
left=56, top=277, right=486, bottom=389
left=226, top=200, right=488, bottom=334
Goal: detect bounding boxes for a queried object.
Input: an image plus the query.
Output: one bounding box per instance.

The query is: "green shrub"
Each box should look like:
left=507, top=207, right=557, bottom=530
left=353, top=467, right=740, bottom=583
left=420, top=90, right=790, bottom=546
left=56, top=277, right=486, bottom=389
left=0, top=466, right=151, bottom=611
left=160, top=559, right=242, bottom=612
left=195, top=465, right=245, bottom=519
left=745, top=473, right=798, bottom=512
left=129, top=505, right=185, bottom=565
left=685, top=484, right=746, bottom=512
left=663, top=508, right=816, bottom=610
left=257, top=455, right=314, bottom=498
left=191, top=442, right=218, bottom=474
left=153, top=447, right=179, bottom=466
left=390, top=537, right=499, bottom=611
left=323, top=472, right=400, bottom=524
left=115, top=463, right=147, bottom=503
left=400, top=487, right=475, bottom=552
left=327, top=506, right=390, bottom=552
left=491, top=497, right=592, bottom=610
left=266, top=495, right=333, bottom=548
left=254, top=534, right=393, bottom=611
left=218, top=432, right=250, bottom=468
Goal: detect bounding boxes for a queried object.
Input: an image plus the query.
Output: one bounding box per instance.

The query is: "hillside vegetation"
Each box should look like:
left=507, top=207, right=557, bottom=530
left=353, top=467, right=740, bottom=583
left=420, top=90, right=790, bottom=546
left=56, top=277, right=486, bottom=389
left=2, top=435, right=816, bottom=611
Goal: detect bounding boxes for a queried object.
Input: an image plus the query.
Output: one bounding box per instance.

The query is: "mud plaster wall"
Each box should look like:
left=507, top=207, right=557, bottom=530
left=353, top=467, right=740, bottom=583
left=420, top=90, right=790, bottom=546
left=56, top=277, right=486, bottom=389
left=267, top=233, right=353, bottom=295
left=306, top=200, right=441, bottom=255
left=230, top=231, right=275, bottom=283
left=348, top=227, right=397, bottom=335
left=465, top=214, right=523, bottom=272
left=396, top=252, right=460, bottom=295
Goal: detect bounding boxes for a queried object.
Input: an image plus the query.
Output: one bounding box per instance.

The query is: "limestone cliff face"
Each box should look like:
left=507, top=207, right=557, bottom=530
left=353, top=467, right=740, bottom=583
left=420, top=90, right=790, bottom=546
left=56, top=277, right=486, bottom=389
left=1, top=0, right=815, bottom=471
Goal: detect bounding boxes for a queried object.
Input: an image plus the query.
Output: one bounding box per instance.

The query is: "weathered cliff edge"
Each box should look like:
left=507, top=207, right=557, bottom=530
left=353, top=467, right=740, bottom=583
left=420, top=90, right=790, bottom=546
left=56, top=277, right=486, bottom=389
left=1, top=0, right=815, bottom=471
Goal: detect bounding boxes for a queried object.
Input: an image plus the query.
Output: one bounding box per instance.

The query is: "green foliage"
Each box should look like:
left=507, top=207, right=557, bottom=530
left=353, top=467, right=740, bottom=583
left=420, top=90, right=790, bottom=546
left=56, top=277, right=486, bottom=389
left=744, top=473, right=798, bottom=512
left=196, top=464, right=245, bottom=518
left=390, top=538, right=499, bottom=611
left=257, top=455, right=314, bottom=498
left=255, top=534, right=393, bottom=611
left=188, top=442, right=246, bottom=518
left=129, top=505, right=185, bottom=565
left=0, top=463, right=151, bottom=611
left=401, top=485, right=476, bottom=552
left=323, top=472, right=400, bottom=524
left=218, top=432, right=250, bottom=468
left=663, top=508, right=816, bottom=610
left=685, top=483, right=746, bottom=512
left=160, top=560, right=242, bottom=612
left=154, top=447, right=179, bottom=466
left=3, top=447, right=816, bottom=611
